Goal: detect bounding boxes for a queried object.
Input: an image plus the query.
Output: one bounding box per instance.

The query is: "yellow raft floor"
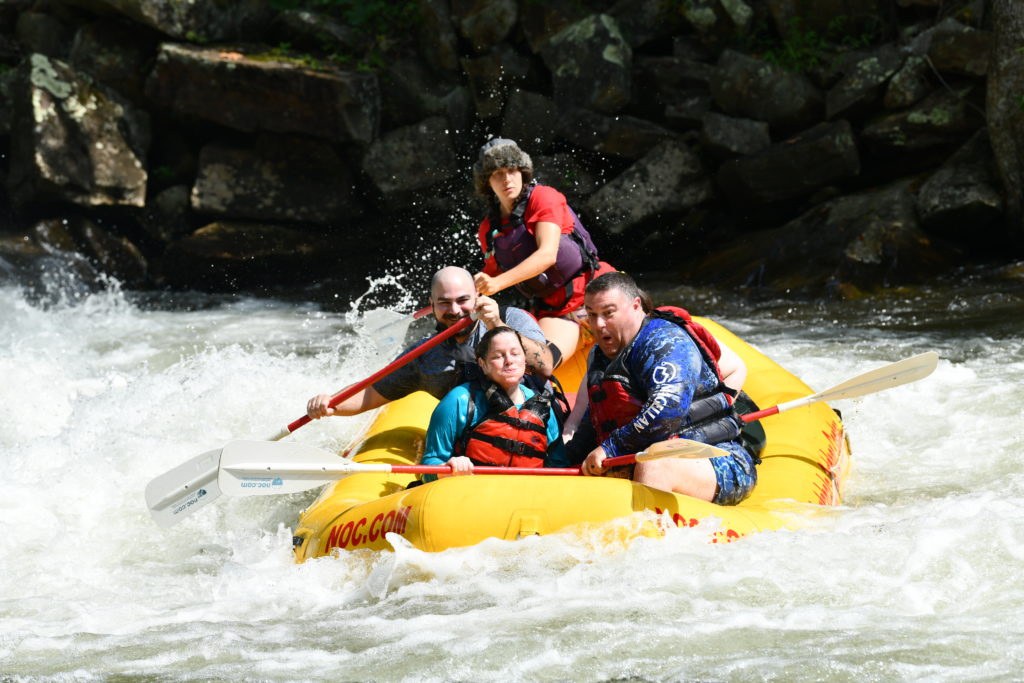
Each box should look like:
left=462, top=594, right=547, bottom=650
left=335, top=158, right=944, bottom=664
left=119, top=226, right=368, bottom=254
left=292, top=318, right=851, bottom=560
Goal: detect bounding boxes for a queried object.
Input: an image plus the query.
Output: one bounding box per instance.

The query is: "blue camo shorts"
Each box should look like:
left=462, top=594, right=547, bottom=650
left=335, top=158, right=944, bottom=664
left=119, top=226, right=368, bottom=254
left=710, top=442, right=758, bottom=506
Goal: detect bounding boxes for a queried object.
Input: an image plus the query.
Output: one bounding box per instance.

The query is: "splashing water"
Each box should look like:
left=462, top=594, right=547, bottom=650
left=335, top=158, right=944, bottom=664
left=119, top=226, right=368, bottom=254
left=2, top=270, right=1023, bottom=681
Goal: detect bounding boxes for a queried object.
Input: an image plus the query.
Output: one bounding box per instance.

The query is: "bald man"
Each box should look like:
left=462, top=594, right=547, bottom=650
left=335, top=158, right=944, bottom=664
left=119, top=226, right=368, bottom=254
left=307, top=266, right=554, bottom=419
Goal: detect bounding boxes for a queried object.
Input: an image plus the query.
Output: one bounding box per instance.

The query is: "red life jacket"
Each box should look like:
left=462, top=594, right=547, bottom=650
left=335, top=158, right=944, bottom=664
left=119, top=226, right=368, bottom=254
left=484, top=183, right=601, bottom=306
left=587, top=308, right=739, bottom=445
left=454, top=381, right=552, bottom=468
left=654, top=306, right=725, bottom=385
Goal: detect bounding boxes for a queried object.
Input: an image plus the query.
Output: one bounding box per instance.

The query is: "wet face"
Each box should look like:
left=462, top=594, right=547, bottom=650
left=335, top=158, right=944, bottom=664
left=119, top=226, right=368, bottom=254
left=488, top=167, right=522, bottom=208
left=430, top=276, right=476, bottom=329
left=477, top=330, right=526, bottom=390
left=585, top=287, right=645, bottom=360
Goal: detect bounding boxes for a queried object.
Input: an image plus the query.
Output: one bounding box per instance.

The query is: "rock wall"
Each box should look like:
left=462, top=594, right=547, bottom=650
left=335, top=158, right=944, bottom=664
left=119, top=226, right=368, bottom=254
left=0, top=0, right=1019, bottom=299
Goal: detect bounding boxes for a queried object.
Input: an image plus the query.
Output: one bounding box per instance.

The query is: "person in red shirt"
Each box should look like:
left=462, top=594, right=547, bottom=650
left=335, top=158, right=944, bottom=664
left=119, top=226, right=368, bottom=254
left=471, top=138, right=615, bottom=366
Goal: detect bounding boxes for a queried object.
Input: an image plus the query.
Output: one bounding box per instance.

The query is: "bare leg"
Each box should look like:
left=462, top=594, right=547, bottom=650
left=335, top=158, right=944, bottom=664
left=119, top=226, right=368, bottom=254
left=538, top=316, right=580, bottom=366
left=633, top=458, right=718, bottom=501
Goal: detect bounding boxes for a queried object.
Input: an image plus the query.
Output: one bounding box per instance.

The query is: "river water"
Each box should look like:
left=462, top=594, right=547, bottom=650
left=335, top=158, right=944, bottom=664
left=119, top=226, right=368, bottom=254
left=2, top=265, right=1023, bottom=681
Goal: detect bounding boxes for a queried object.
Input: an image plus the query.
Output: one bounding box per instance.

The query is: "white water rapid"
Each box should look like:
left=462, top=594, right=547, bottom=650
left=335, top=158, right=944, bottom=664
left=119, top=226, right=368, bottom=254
left=1, top=274, right=1023, bottom=681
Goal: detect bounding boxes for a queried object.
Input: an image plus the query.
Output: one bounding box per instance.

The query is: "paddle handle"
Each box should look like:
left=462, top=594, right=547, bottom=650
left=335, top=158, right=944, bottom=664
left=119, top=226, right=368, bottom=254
left=271, top=316, right=473, bottom=439
left=741, top=404, right=783, bottom=423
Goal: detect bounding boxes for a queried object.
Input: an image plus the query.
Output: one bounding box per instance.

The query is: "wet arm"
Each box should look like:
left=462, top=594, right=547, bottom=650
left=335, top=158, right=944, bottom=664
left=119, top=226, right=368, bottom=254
left=477, top=221, right=561, bottom=294
left=307, top=384, right=389, bottom=418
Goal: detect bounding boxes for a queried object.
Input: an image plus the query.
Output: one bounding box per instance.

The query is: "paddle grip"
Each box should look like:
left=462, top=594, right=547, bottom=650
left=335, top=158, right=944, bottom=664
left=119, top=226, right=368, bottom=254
left=739, top=405, right=780, bottom=423
left=285, top=316, right=473, bottom=434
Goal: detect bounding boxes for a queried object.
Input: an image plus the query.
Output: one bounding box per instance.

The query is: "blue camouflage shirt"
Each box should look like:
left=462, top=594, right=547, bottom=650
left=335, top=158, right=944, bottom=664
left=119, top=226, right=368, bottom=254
left=587, top=318, right=736, bottom=459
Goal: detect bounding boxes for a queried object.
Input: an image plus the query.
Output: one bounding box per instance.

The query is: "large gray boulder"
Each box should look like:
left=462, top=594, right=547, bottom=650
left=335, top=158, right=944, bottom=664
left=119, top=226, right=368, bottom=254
left=608, top=0, right=688, bottom=48
left=362, top=117, right=459, bottom=199
left=460, top=44, right=531, bottom=120
left=700, top=112, right=771, bottom=159
left=832, top=181, right=958, bottom=286
left=502, top=90, right=559, bottom=154
left=665, top=91, right=713, bottom=129
left=884, top=55, right=933, bottom=109
left=270, top=10, right=370, bottom=56
left=0, top=67, right=16, bottom=135
left=680, top=0, right=754, bottom=53
left=862, top=86, right=983, bottom=152
left=417, top=0, right=461, bottom=73
left=379, top=52, right=466, bottom=129
left=68, top=18, right=157, bottom=104
left=18, top=216, right=148, bottom=287
left=450, top=0, right=517, bottom=55
left=533, top=153, right=605, bottom=207
left=160, top=221, right=342, bottom=291
left=685, top=180, right=958, bottom=295
left=917, top=131, right=1004, bottom=238
left=14, top=8, right=74, bottom=59
left=559, top=109, right=678, bottom=160
left=711, top=49, right=823, bottom=133
left=717, top=120, right=860, bottom=205
left=539, top=14, right=632, bottom=114
left=8, top=54, right=149, bottom=208
left=583, top=140, right=711, bottom=235
left=135, top=185, right=194, bottom=246
left=191, top=136, right=360, bottom=225
left=632, top=54, right=715, bottom=119
left=927, top=21, right=991, bottom=78
left=74, top=217, right=148, bottom=286
left=145, top=43, right=379, bottom=144
left=64, top=0, right=272, bottom=42
left=826, top=45, right=905, bottom=120
left=518, top=0, right=589, bottom=53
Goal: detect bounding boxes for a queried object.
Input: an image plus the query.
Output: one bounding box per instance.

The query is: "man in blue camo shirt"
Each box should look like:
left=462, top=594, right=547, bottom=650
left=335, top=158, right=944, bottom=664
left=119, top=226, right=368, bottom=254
left=567, top=272, right=757, bottom=505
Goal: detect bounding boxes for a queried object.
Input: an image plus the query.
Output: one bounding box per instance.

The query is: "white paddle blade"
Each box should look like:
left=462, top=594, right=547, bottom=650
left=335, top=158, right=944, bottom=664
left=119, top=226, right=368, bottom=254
left=361, top=307, right=417, bottom=356
left=635, top=438, right=729, bottom=461
left=816, top=351, right=939, bottom=403
left=145, top=449, right=222, bottom=528
left=218, top=440, right=382, bottom=497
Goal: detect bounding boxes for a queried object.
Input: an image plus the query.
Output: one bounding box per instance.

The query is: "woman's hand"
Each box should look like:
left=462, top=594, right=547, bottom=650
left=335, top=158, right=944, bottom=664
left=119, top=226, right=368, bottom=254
left=440, top=456, right=474, bottom=477
left=474, top=271, right=502, bottom=296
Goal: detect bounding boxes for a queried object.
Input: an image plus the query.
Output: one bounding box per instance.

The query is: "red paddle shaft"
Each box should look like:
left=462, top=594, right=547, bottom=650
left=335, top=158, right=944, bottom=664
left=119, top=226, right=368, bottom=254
left=385, top=453, right=639, bottom=477
left=277, top=315, right=472, bottom=437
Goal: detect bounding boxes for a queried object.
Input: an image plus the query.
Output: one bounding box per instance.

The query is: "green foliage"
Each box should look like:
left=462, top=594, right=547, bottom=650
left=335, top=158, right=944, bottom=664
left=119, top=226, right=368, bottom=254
left=151, top=165, right=176, bottom=182
left=760, top=18, right=828, bottom=73
left=744, top=14, right=881, bottom=74
left=258, top=43, right=323, bottom=69
left=267, top=0, right=419, bottom=72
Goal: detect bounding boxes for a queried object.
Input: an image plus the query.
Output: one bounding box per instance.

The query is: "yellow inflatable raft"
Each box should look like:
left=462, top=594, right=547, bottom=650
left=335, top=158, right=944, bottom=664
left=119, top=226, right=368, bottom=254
left=291, top=318, right=850, bottom=560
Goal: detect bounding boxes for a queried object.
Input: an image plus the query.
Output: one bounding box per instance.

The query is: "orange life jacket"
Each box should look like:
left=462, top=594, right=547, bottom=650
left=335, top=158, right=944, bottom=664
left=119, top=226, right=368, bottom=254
left=454, top=381, right=552, bottom=468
